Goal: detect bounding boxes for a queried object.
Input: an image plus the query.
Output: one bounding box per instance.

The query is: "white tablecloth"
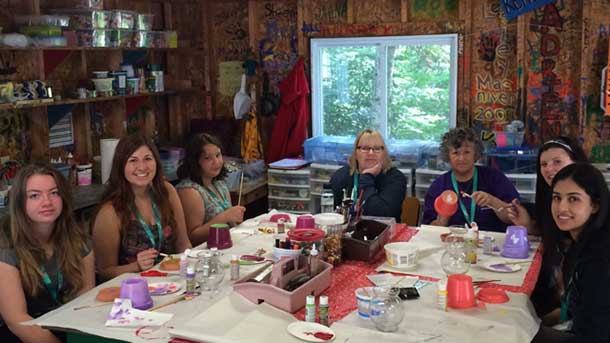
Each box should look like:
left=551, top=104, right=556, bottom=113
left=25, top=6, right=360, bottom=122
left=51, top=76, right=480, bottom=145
left=27, top=214, right=541, bottom=343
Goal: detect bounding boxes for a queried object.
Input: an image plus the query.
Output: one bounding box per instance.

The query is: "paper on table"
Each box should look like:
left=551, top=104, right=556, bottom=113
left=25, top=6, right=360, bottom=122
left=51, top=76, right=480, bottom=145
left=105, top=298, right=173, bottom=327
left=367, top=274, right=419, bottom=288
left=170, top=292, right=347, bottom=343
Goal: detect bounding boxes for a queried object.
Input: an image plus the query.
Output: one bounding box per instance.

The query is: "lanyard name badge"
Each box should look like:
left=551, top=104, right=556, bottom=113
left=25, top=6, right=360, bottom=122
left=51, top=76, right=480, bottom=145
left=450, top=167, right=478, bottom=225
left=132, top=199, right=163, bottom=250
left=41, top=265, right=63, bottom=305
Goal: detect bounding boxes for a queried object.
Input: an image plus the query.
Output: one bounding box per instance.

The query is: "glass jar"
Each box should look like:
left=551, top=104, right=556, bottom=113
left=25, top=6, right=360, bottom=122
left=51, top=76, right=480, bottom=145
left=369, top=287, right=404, bottom=332
left=315, top=213, right=344, bottom=266
left=195, top=250, right=225, bottom=298
left=440, top=234, right=470, bottom=275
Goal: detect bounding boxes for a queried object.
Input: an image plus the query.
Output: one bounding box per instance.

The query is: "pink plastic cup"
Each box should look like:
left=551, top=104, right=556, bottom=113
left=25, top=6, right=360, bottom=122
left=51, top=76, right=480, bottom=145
left=447, top=274, right=476, bottom=309
left=208, top=223, right=233, bottom=249
left=434, top=190, right=458, bottom=217
left=295, top=215, right=315, bottom=229
left=119, top=277, right=153, bottom=310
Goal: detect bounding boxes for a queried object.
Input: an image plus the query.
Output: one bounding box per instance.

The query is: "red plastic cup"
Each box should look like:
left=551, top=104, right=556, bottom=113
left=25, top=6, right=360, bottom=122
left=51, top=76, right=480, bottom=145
left=447, top=274, right=476, bottom=309
left=434, top=190, right=458, bottom=217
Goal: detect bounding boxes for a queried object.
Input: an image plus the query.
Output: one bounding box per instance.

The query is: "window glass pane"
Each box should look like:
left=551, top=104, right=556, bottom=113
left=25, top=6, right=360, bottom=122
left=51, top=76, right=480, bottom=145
left=321, top=46, right=379, bottom=137
left=388, top=44, right=451, bottom=141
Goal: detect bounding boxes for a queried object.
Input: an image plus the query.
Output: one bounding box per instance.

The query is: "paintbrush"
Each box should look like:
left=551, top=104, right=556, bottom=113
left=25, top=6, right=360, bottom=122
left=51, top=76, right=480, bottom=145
left=149, top=293, right=190, bottom=312
left=237, top=169, right=245, bottom=207
left=73, top=302, right=112, bottom=311
left=461, top=191, right=511, bottom=212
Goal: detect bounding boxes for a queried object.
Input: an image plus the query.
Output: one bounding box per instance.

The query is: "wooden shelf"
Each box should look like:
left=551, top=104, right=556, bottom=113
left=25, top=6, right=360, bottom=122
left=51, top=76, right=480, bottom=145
left=0, top=88, right=203, bottom=110
left=0, top=47, right=203, bottom=52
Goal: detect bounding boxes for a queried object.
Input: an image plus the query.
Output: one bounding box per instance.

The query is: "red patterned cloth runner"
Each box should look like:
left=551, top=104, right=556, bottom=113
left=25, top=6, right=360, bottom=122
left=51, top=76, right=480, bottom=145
left=293, top=224, right=542, bottom=324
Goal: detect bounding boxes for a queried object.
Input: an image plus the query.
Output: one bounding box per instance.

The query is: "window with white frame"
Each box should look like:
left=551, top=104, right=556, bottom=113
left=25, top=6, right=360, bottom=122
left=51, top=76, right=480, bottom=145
left=310, top=34, right=458, bottom=143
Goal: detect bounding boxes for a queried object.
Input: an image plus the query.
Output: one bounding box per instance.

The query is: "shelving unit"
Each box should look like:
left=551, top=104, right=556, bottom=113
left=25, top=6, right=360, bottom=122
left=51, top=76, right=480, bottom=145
left=414, top=168, right=446, bottom=202
left=267, top=168, right=311, bottom=214
left=0, top=0, right=208, bottom=163
left=309, top=163, right=342, bottom=213
left=505, top=173, right=536, bottom=203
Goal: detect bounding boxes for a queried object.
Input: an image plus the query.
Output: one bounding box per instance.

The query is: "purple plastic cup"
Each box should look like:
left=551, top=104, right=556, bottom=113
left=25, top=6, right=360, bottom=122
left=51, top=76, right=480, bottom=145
left=119, top=277, right=153, bottom=310
left=207, top=223, right=232, bottom=249
left=295, top=215, right=315, bottom=229
left=501, top=225, right=530, bottom=259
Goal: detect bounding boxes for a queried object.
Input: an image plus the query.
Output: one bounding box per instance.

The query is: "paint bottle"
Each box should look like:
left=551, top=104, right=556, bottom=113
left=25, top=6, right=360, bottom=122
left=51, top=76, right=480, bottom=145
left=319, top=295, right=329, bottom=326
left=277, top=219, right=285, bottom=234
left=465, top=228, right=478, bottom=264
left=308, top=245, right=320, bottom=276
left=230, top=254, right=240, bottom=281
left=305, top=295, right=316, bottom=322
left=185, top=265, right=196, bottom=295
left=180, top=249, right=190, bottom=278
left=437, top=279, right=447, bottom=311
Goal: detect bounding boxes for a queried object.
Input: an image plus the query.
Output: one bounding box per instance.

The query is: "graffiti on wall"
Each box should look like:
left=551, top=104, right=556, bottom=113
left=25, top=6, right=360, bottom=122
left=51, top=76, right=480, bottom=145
left=213, top=4, right=250, bottom=61
left=526, top=3, right=571, bottom=145
left=258, top=2, right=298, bottom=93
left=410, top=0, right=458, bottom=20
left=471, top=26, right=517, bottom=144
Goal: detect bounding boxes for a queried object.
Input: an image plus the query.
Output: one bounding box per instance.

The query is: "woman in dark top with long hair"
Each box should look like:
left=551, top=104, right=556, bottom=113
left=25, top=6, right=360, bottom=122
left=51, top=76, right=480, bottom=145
left=508, top=136, right=588, bottom=324
left=532, top=163, right=610, bottom=342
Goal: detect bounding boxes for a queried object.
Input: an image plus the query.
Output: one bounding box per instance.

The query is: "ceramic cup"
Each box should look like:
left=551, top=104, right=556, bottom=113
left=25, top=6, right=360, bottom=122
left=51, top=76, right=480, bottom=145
left=207, top=223, right=232, bottom=249
left=434, top=190, right=458, bottom=217
left=119, top=277, right=153, bottom=310
left=447, top=274, right=476, bottom=309
left=501, top=225, right=529, bottom=259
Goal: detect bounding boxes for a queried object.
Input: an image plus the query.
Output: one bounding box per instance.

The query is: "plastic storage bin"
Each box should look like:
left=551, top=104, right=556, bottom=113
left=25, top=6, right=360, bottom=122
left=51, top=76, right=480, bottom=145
left=268, top=184, right=310, bottom=199
left=268, top=168, right=310, bottom=186
left=268, top=197, right=310, bottom=214
left=16, top=15, right=70, bottom=27
left=304, top=136, right=353, bottom=164
left=110, top=10, right=136, bottom=29
left=487, top=147, right=537, bottom=173
left=505, top=173, right=537, bottom=192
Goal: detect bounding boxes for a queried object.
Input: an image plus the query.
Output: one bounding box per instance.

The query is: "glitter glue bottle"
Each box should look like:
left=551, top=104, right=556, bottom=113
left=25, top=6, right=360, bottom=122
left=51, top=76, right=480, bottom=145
left=437, top=278, right=447, bottom=311
left=186, top=265, right=196, bottom=295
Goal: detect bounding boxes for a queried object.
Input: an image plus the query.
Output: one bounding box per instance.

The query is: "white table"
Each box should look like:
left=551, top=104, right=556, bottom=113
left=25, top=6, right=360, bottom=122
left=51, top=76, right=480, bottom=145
left=28, top=212, right=542, bottom=343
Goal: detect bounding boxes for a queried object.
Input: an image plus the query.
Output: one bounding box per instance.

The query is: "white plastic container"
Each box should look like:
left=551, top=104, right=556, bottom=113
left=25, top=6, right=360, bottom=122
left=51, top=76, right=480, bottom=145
left=384, top=242, right=418, bottom=269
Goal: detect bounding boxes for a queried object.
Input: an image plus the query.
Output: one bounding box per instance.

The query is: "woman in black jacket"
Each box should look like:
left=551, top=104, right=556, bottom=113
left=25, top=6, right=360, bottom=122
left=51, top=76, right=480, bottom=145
left=532, top=163, right=610, bottom=342
left=330, top=129, right=406, bottom=222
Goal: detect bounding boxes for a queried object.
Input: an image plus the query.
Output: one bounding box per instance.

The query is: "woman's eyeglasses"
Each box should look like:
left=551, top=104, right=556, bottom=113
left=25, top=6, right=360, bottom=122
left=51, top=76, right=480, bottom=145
left=357, top=146, right=384, bottom=153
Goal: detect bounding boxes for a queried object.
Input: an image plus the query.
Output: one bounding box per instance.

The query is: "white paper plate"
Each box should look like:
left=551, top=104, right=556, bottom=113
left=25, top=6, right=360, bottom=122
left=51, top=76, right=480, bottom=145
left=482, top=261, right=522, bottom=273
left=148, top=282, right=182, bottom=295
left=287, top=321, right=335, bottom=342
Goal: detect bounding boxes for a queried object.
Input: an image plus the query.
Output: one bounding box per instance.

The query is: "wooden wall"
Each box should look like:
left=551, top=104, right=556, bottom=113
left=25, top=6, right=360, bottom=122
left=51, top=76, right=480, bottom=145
left=207, top=0, right=610, bottom=161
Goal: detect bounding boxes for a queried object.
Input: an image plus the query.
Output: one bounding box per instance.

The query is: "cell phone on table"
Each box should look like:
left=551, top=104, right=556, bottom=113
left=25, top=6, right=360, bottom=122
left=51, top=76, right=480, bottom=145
left=394, top=287, right=420, bottom=300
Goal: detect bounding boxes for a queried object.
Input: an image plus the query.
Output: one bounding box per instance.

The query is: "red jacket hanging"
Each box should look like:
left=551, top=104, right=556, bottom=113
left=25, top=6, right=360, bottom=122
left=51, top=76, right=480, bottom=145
left=265, top=57, right=310, bottom=163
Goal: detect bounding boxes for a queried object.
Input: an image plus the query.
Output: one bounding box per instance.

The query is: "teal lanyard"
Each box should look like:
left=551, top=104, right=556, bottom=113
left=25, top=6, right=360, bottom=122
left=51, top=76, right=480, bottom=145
left=205, top=182, right=231, bottom=211
left=450, top=167, right=478, bottom=224
left=560, top=275, right=574, bottom=322
left=351, top=172, right=359, bottom=200
left=132, top=198, right=163, bottom=250
left=40, top=265, right=63, bottom=305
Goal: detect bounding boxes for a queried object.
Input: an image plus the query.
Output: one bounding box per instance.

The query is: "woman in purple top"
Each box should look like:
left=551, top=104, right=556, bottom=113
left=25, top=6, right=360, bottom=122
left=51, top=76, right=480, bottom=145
left=422, top=128, right=519, bottom=232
